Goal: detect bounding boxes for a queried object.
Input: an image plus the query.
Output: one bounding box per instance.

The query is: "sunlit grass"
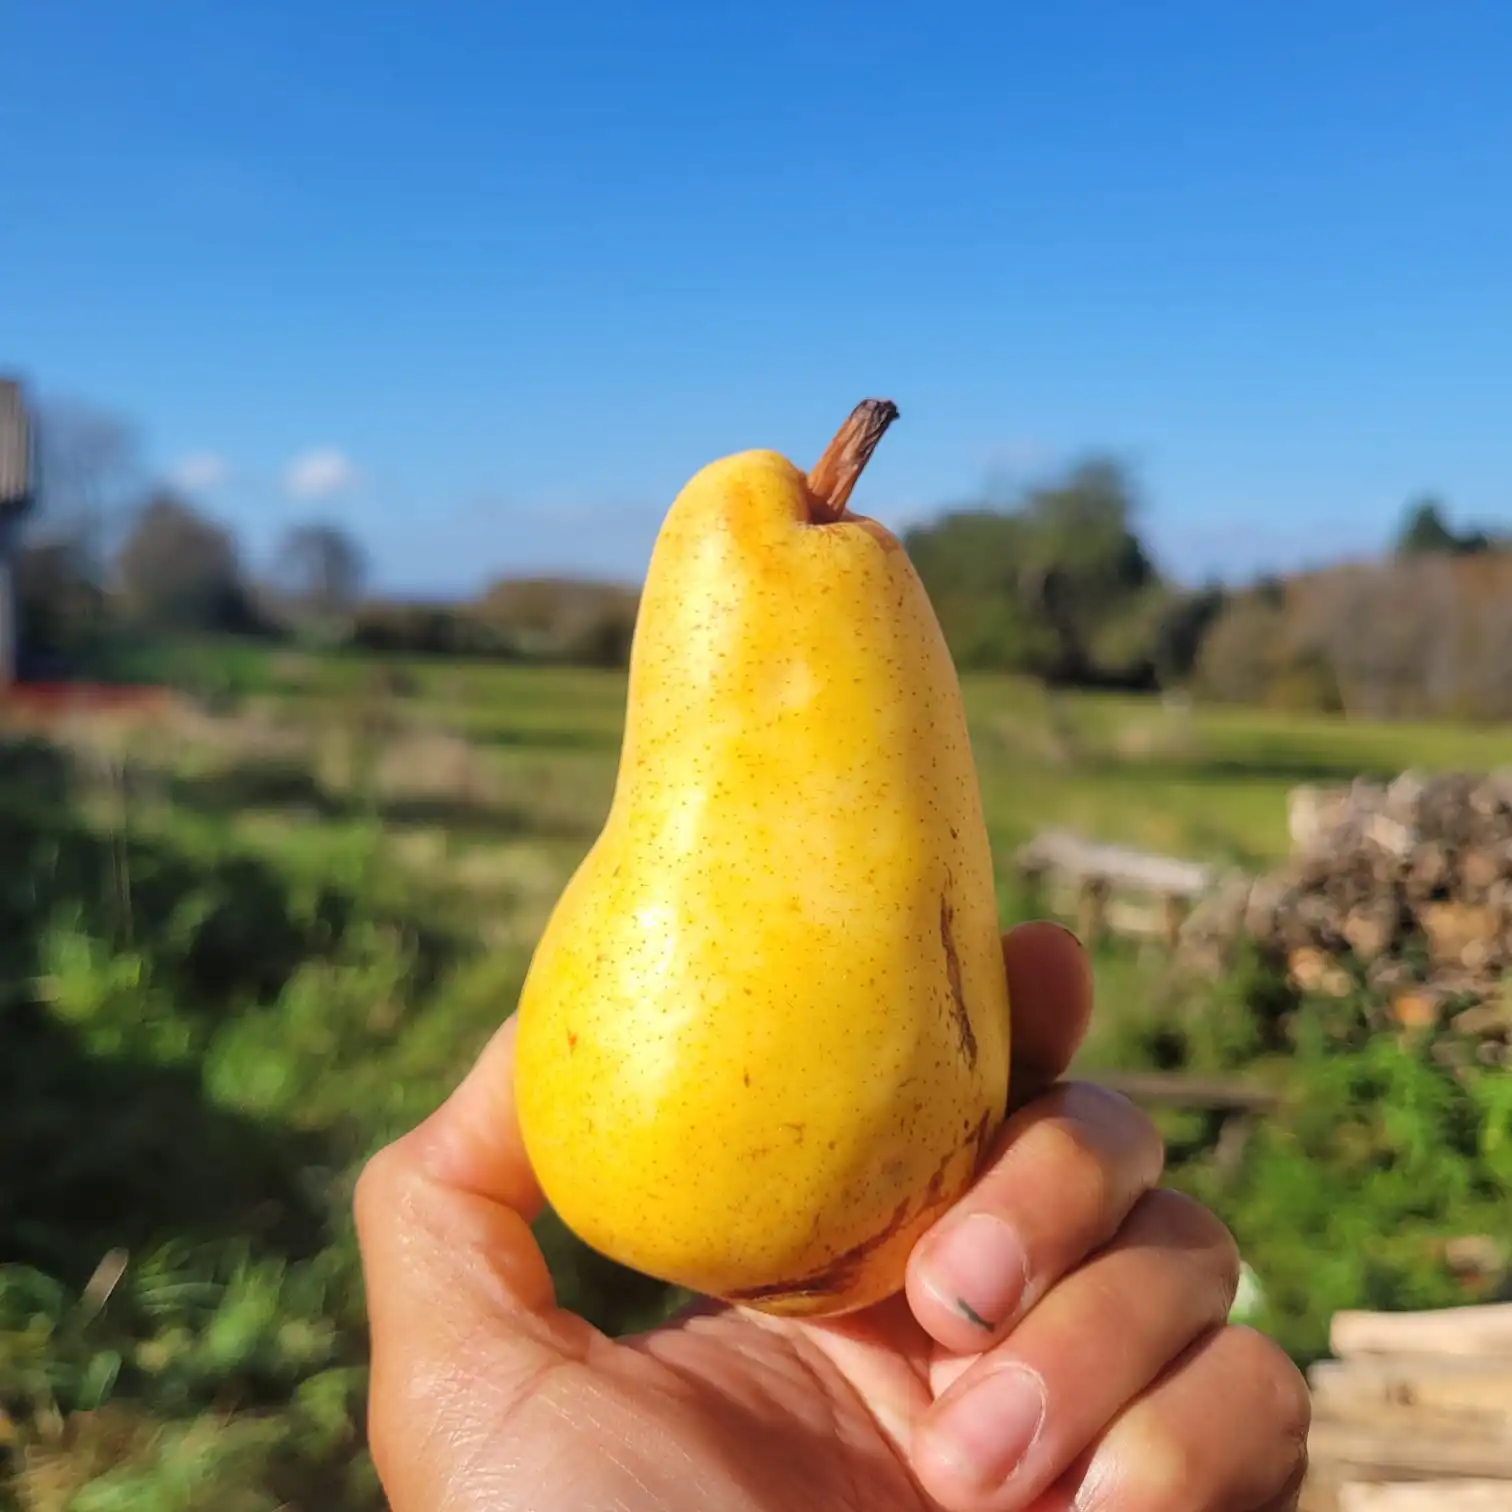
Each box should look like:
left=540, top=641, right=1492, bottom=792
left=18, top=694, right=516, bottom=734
left=9, top=641, right=1512, bottom=1505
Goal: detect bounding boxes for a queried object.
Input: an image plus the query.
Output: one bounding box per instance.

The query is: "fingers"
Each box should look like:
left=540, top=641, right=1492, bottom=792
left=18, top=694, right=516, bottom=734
left=907, top=1084, right=1164, bottom=1353
left=1060, top=1324, right=1311, bottom=1512
left=354, top=1012, right=586, bottom=1510
left=400, top=1010, right=546, bottom=1213
left=1001, top=922, right=1094, bottom=1105
left=910, top=1189, right=1242, bottom=1512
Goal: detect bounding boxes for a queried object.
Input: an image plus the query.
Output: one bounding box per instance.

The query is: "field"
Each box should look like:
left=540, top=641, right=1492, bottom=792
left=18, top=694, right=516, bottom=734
left=7, top=642, right=1512, bottom=1509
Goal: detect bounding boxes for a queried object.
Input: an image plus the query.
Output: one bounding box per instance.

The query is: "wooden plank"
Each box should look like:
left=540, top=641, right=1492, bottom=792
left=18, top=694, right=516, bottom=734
left=1299, top=1482, right=1340, bottom=1512
left=1309, top=1356, right=1512, bottom=1425
left=1310, top=1395, right=1510, bottom=1443
left=1330, top=1304, right=1512, bottom=1360
left=1084, top=1069, right=1283, bottom=1113
left=1307, top=1417, right=1512, bottom=1480
left=1015, top=828, right=1216, bottom=898
left=1338, top=1483, right=1512, bottom=1511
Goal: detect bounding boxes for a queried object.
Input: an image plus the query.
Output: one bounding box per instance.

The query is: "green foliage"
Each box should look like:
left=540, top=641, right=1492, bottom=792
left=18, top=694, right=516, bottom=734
left=1085, top=953, right=1512, bottom=1368
left=0, top=725, right=661, bottom=1506
left=1191, top=1023, right=1512, bottom=1365
left=349, top=601, right=517, bottom=659
left=904, top=455, right=1176, bottom=686
left=11, top=655, right=1512, bottom=1504
left=1394, top=493, right=1495, bottom=558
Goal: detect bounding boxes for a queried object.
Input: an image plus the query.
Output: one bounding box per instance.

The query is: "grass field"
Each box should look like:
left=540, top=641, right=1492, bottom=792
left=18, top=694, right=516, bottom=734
left=7, top=641, right=1512, bottom=1509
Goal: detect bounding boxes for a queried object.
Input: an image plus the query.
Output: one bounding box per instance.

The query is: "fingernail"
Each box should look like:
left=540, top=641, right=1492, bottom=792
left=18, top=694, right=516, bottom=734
left=923, top=1211, right=1029, bottom=1332
left=1041, top=919, right=1085, bottom=945
left=932, top=1363, right=1047, bottom=1490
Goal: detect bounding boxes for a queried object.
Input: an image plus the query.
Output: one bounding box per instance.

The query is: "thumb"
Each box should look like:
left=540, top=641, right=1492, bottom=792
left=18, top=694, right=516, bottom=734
left=353, top=1013, right=588, bottom=1509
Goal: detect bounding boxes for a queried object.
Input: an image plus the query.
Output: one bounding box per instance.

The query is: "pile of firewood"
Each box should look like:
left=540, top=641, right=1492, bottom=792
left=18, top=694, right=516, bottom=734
left=1302, top=1302, right=1512, bottom=1510
left=1178, top=771, right=1512, bottom=1058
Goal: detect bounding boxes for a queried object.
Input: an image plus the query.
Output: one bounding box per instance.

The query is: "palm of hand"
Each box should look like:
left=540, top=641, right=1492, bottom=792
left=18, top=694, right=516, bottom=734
left=488, top=1297, right=959, bottom=1512
left=358, top=927, right=1310, bottom=1512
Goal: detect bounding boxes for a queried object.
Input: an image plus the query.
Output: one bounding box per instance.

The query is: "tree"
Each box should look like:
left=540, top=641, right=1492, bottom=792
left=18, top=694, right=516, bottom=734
left=1395, top=494, right=1494, bottom=558
left=1015, top=455, right=1157, bottom=682
left=902, top=509, right=1054, bottom=671
left=1396, top=496, right=1458, bottom=556
left=15, top=541, right=105, bottom=671
left=1148, top=582, right=1229, bottom=688
left=903, top=452, right=1161, bottom=683
left=271, top=521, right=368, bottom=623
left=476, top=576, right=640, bottom=665
left=32, top=397, right=142, bottom=574
left=115, top=491, right=253, bottom=631
left=1192, top=594, right=1289, bottom=706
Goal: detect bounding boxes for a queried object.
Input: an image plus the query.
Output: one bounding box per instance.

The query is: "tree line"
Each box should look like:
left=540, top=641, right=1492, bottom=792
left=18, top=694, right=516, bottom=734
left=14, top=398, right=639, bottom=674
left=16, top=394, right=1512, bottom=718
left=902, top=467, right=1512, bottom=719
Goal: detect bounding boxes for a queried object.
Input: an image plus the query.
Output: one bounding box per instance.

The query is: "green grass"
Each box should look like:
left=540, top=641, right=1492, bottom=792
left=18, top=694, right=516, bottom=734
left=7, top=641, right=1512, bottom=1506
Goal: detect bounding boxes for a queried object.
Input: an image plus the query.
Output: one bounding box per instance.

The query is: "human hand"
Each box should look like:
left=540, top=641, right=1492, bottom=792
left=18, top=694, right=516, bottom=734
left=355, top=921, right=1310, bottom=1511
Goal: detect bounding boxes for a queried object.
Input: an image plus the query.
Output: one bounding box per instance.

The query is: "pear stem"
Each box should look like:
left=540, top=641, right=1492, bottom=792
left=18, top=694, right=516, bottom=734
left=805, top=399, right=899, bottom=523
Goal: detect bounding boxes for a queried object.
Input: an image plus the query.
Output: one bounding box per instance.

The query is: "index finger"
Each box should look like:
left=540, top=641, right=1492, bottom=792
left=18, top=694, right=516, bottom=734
left=1002, top=921, right=1094, bottom=1107
left=403, top=1011, right=546, bottom=1212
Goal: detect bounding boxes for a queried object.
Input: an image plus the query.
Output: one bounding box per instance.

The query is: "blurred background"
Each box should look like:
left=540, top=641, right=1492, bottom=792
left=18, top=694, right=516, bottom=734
left=4, top=2, right=1512, bottom=1506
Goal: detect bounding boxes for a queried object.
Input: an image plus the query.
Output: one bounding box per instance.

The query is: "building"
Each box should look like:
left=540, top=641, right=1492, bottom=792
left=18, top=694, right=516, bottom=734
left=0, top=377, right=37, bottom=686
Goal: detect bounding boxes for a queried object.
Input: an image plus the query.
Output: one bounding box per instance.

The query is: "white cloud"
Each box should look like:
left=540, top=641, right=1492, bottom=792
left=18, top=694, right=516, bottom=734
left=169, top=451, right=228, bottom=492
left=284, top=446, right=359, bottom=500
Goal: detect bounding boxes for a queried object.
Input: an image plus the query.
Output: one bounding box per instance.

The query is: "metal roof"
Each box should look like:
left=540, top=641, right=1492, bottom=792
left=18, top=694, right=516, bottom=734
left=0, top=378, right=33, bottom=511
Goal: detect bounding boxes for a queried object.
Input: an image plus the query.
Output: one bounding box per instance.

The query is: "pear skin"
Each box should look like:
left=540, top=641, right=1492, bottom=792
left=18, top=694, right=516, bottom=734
left=513, top=401, right=1012, bottom=1317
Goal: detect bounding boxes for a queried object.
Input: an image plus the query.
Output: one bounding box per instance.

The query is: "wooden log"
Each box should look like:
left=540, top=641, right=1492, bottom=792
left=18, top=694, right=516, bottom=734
left=1330, top=1304, right=1512, bottom=1360
left=1213, top=1112, right=1255, bottom=1176
left=1309, top=1393, right=1509, bottom=1443
left=1084, top=1069, right=1282, bottom=1113
left=1309, top=1355, right=1512, bottom=1426
left=1160, top=889, right=1187, bottom=949
left=1338, top=1483, right=1512, bottom=1511
left=1014, top=829, right=1215, bottom=898
left=1307, top=1416, right=1512, bottom=1480
left=1077, top=874, right=1110, bottom=949
left=1298, top=1481, right=1340, bottom=1512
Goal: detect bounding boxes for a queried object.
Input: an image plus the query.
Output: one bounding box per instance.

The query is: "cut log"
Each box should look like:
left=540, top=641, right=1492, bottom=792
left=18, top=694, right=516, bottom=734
left=1330, top=1304, right=1512, bottom=1360
left=1082, top=1070, right=1282, bottom=1113
left=1419, top=902, right=1504, bottom=971
left=1338, top=1483, right=1512, bottom=1511
left=1309, top=1355, right=1512, bottom=1425
left=1307, top=1416, right=1512, bottom=1479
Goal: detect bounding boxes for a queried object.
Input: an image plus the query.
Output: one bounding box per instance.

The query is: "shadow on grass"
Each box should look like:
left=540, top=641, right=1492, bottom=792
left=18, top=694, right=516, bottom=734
left=0, top=736, right=672, bottom=1336
left=0, top=1001, right=331, bottom=1285
left=0, top=738, right=459, bottom=1282
left=167, top=765, right=600, bottom=843
left=2, top=794, right=460, bottom=1015
left=472, top=723, right=623, bottom=754
left=1075, top=752, right=1400, bottom=786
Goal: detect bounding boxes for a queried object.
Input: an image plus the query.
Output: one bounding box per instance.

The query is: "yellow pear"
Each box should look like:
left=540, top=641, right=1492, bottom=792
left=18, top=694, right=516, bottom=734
left=512, top=400, right=1012, bottom=1317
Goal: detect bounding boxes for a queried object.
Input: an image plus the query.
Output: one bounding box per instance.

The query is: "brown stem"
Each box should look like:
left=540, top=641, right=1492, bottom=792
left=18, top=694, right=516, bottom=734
left=805, top=399, right=899, bottom=523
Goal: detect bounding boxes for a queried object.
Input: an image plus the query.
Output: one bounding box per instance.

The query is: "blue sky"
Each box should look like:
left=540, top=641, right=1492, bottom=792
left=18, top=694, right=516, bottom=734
left=4, top=0, right=1510, bottom=596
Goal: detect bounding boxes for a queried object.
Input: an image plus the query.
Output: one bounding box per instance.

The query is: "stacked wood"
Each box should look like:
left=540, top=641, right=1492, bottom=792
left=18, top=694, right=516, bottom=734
left=1176, top=771, right=1512, bottom=1058
left=1302, top=1303, right=1512, bottom=1511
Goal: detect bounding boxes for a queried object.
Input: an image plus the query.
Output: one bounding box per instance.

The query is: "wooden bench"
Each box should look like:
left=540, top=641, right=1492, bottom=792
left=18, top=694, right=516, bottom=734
left=1015, top=828, right=1217, bottom=948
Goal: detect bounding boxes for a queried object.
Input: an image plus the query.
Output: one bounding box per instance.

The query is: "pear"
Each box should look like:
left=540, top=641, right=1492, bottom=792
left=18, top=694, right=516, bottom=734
left=513, top=401, right=1012, bottom=1317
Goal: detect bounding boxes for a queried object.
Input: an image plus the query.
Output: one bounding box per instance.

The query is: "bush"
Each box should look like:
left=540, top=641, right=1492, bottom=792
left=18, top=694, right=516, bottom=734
left=349, top=603, right=514, bottom=659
